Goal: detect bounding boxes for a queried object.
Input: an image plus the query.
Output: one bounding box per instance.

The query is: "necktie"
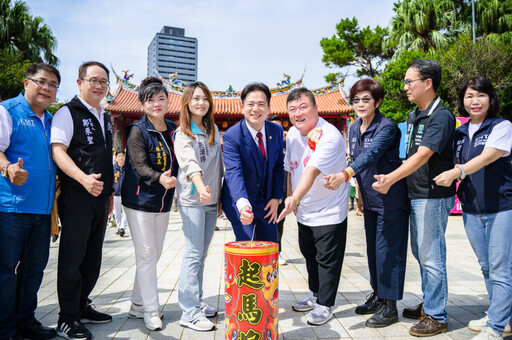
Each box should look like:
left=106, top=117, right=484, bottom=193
left=256, top=131, right=266, bottom=159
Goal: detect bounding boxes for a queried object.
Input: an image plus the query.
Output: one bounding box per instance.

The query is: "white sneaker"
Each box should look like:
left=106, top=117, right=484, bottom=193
left=279, top=254, right=287, bottom=266
left=469, top=314, right=511, bottom=333
left=128, top=304, right=163, bottom=319
left=144, top=311, right=162, bottom=331
left=201, top=304, right=217, bottom=318
left=306, top=303, right=333, bottom=325
left=179, top=315, right=215, bottom=332
left=471, top=327, right=503, bottom=339
left=292, top=292, right=317, bottom=312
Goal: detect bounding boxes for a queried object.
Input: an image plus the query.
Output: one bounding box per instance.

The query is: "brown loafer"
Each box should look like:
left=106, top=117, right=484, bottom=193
left=409, top=315, right=448, bottom=337
left=403, top=302, right=425, bottom=319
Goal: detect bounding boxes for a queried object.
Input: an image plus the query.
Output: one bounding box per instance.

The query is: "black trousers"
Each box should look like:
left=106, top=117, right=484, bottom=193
left=57, top=191, right=109, bottom=322
left=364, top=208, right=409, bottom=300
left=277, top=200, right=285, bottom=252
left=298, top=218, right=347, bottom=307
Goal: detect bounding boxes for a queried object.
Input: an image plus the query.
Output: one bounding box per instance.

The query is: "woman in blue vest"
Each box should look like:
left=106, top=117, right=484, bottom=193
left=174, top=82, right=224, bottom=332
left=324, top=79, right=409, bottom=328
left=121, top=77, right=178, bottom=331
left=435, top=77, right=512, bottom=339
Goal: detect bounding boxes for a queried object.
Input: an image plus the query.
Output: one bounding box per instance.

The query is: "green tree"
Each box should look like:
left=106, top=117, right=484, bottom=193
left=439, top=34, right=512, bottom=120
left=320, top=17, right=393, bottom=81
left=385, top=0, right=458, bottom=58
left=0, top=49, right=31, bottom=100
left=0, top=0, right=58, bottom=65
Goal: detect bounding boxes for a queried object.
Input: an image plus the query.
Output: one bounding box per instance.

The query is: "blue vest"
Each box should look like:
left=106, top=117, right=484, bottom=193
left=455, top=117, right=512, bottom=213
left=0, top=93, right=56, bottom=214
left=121, top=116, right=178, bottom=213
left=113, top=163, right=124, bottom=196
left=349, top=112, right=408, bottom=212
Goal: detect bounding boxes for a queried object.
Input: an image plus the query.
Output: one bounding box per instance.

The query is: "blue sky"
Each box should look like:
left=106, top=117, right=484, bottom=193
left=25, top=0, right=396, bottom=102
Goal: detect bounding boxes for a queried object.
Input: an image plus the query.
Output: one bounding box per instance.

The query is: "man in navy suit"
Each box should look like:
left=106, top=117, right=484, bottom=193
left=221, top=82, right=284, bottom=242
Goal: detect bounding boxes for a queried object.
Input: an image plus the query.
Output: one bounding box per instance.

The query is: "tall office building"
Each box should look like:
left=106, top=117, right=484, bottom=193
left=147, top=26, right=198, bottom=84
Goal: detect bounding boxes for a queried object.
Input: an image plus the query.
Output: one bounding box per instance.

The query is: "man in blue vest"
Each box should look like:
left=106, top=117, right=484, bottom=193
left=0, top=63, right=60, bottom=340
left=51, top=61, right=114, bottom=340
left=373, top=59, right=455, bottom=337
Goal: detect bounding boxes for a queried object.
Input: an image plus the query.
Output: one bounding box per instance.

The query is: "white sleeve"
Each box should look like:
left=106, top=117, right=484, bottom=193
left=0, top=106, right=13, bottom=153
left=307, top=130, right=346, bottom=175
left=50, top=106, right=74, bottom=146
left=283, top=138, right=291, bottom=172
left=485, top=120, right=512, bottom=157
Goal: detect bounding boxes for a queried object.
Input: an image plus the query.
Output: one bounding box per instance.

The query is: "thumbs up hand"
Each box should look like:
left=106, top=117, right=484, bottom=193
left=8, top=158, right=29, bottom=185
left=199, top=185, right=212, bottom=203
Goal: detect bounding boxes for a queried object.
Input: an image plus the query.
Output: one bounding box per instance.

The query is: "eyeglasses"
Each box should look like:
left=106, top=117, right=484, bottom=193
left=27, top=78, right=59, bottom=91
left=81, top=78, right=110, bottom=88
left=352, top=97, right=373, bottom=104
left=403, top=78, right=425, bottom=87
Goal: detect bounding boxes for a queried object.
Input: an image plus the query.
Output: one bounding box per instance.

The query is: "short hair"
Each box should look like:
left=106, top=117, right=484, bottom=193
left=180, top=81, right=216, bottom=145
left=408, top=59, right=442, bottom=92
left=286, top=87, right=316, bottom=107
left=26, top=63, right=61, bottom=84
left=78, top=61, right=109, bottom=80
left=115, top=150, right=125, bottom=156
left=349, top=78, right=385, bottom=105
left=241, top=82, right=271, bottom=105
left=138, top=77, right=168, bottom=104
left=458, top=76, right=500, bottom=118
left=268, top=115, right=283, bottom=123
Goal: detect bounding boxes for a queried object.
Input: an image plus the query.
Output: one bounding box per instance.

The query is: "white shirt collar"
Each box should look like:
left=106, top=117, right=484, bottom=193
left=78, top=96, right=105, bottom=118
left=245, top=120, right=266, bottom=142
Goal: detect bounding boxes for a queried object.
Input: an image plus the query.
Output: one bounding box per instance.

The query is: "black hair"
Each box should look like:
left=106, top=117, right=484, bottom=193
left=268, top=115, right=283, bottom=123
left=26, top=63, right=61, bottom=84
left=408, top=59, right=442, bottom=92
left=286, top=87, right=316, bottom=107
left=138, top=77, right=168, bottom=103
left=241, top=82, right=271, bottom=105
left=458, top=76, right=500, bottom=118
left=115, top=150, right=125, bottom=156
left=78, top=61, right=109, bottom=80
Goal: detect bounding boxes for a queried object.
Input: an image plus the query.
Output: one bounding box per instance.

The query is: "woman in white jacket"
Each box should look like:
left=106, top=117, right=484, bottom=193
left=174, top=82, right=224, bottom=332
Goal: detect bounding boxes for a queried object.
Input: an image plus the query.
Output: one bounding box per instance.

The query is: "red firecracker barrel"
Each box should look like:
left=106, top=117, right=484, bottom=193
left=225, top=241, right=279, bottom=340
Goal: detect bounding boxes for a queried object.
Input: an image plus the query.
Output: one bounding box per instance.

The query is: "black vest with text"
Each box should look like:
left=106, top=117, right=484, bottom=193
left=58, top=96, right=114, bottom=196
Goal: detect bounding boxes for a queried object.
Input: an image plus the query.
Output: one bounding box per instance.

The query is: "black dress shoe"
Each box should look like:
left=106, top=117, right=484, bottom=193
left=17, top=320, right=56, bottom=340
left=366, top=299, right=399, bottom=328
left=355, top=291, right=383, bottom=315
left=402, top=302, right=425, bottom=319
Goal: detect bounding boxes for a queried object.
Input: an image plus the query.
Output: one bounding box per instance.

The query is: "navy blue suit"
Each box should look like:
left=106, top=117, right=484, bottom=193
left=221, top=120, right=284, bottom=242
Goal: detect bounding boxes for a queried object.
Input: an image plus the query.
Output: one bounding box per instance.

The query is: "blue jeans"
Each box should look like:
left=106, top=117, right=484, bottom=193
left=178, top=204, right=217, bottom=322
left=410, top=197, right=454, bottom=323
left=463, top=210, right=512, bottom=334
left=0, top=212, right=51, bottom=338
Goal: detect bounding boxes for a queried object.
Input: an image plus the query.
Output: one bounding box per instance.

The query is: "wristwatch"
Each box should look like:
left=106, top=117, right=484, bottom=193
left=457, top=165, right=466, bottom=180
left=1, top=163, right=11, bottom=178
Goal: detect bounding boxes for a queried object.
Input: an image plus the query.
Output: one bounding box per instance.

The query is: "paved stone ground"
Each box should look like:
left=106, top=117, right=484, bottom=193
left=36, top=210, right=511, bottom=339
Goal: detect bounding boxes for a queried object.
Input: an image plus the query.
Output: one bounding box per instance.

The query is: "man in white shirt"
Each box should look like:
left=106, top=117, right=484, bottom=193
left=51, top=61, right=113, bottom=340
left=278, top=87, right=349, bottom=326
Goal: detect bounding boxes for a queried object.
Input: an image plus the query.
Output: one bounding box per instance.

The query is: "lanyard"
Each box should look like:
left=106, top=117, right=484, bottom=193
left=405, top=97, right=441, bottom=155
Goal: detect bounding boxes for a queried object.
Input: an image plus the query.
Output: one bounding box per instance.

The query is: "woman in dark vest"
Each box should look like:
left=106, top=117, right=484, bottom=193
left=121, top=77, right=178, bottom=331
left=324, top=79, right=409, bottom=328
left=435, top=77, right=512, bottom=339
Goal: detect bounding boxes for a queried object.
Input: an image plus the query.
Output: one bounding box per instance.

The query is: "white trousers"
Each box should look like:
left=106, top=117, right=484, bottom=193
left=113, top=196, right=127, bottom=230
left=124, top=206, right=169, bottom=312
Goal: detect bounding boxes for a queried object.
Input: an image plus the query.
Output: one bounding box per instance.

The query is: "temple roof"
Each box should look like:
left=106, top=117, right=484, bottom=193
left=105, top=70, right=353, bottom=117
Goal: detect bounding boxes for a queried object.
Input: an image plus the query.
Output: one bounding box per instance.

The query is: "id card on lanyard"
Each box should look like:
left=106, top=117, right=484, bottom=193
left=405, top=97, right=441, bottom=156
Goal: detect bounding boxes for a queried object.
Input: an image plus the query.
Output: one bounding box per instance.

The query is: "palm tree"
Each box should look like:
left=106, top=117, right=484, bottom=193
left=476, top=0, right=512, bottom=36
left=0, top=0, right=58, bottom=65
left=385, top=0, right=457, bottom=58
